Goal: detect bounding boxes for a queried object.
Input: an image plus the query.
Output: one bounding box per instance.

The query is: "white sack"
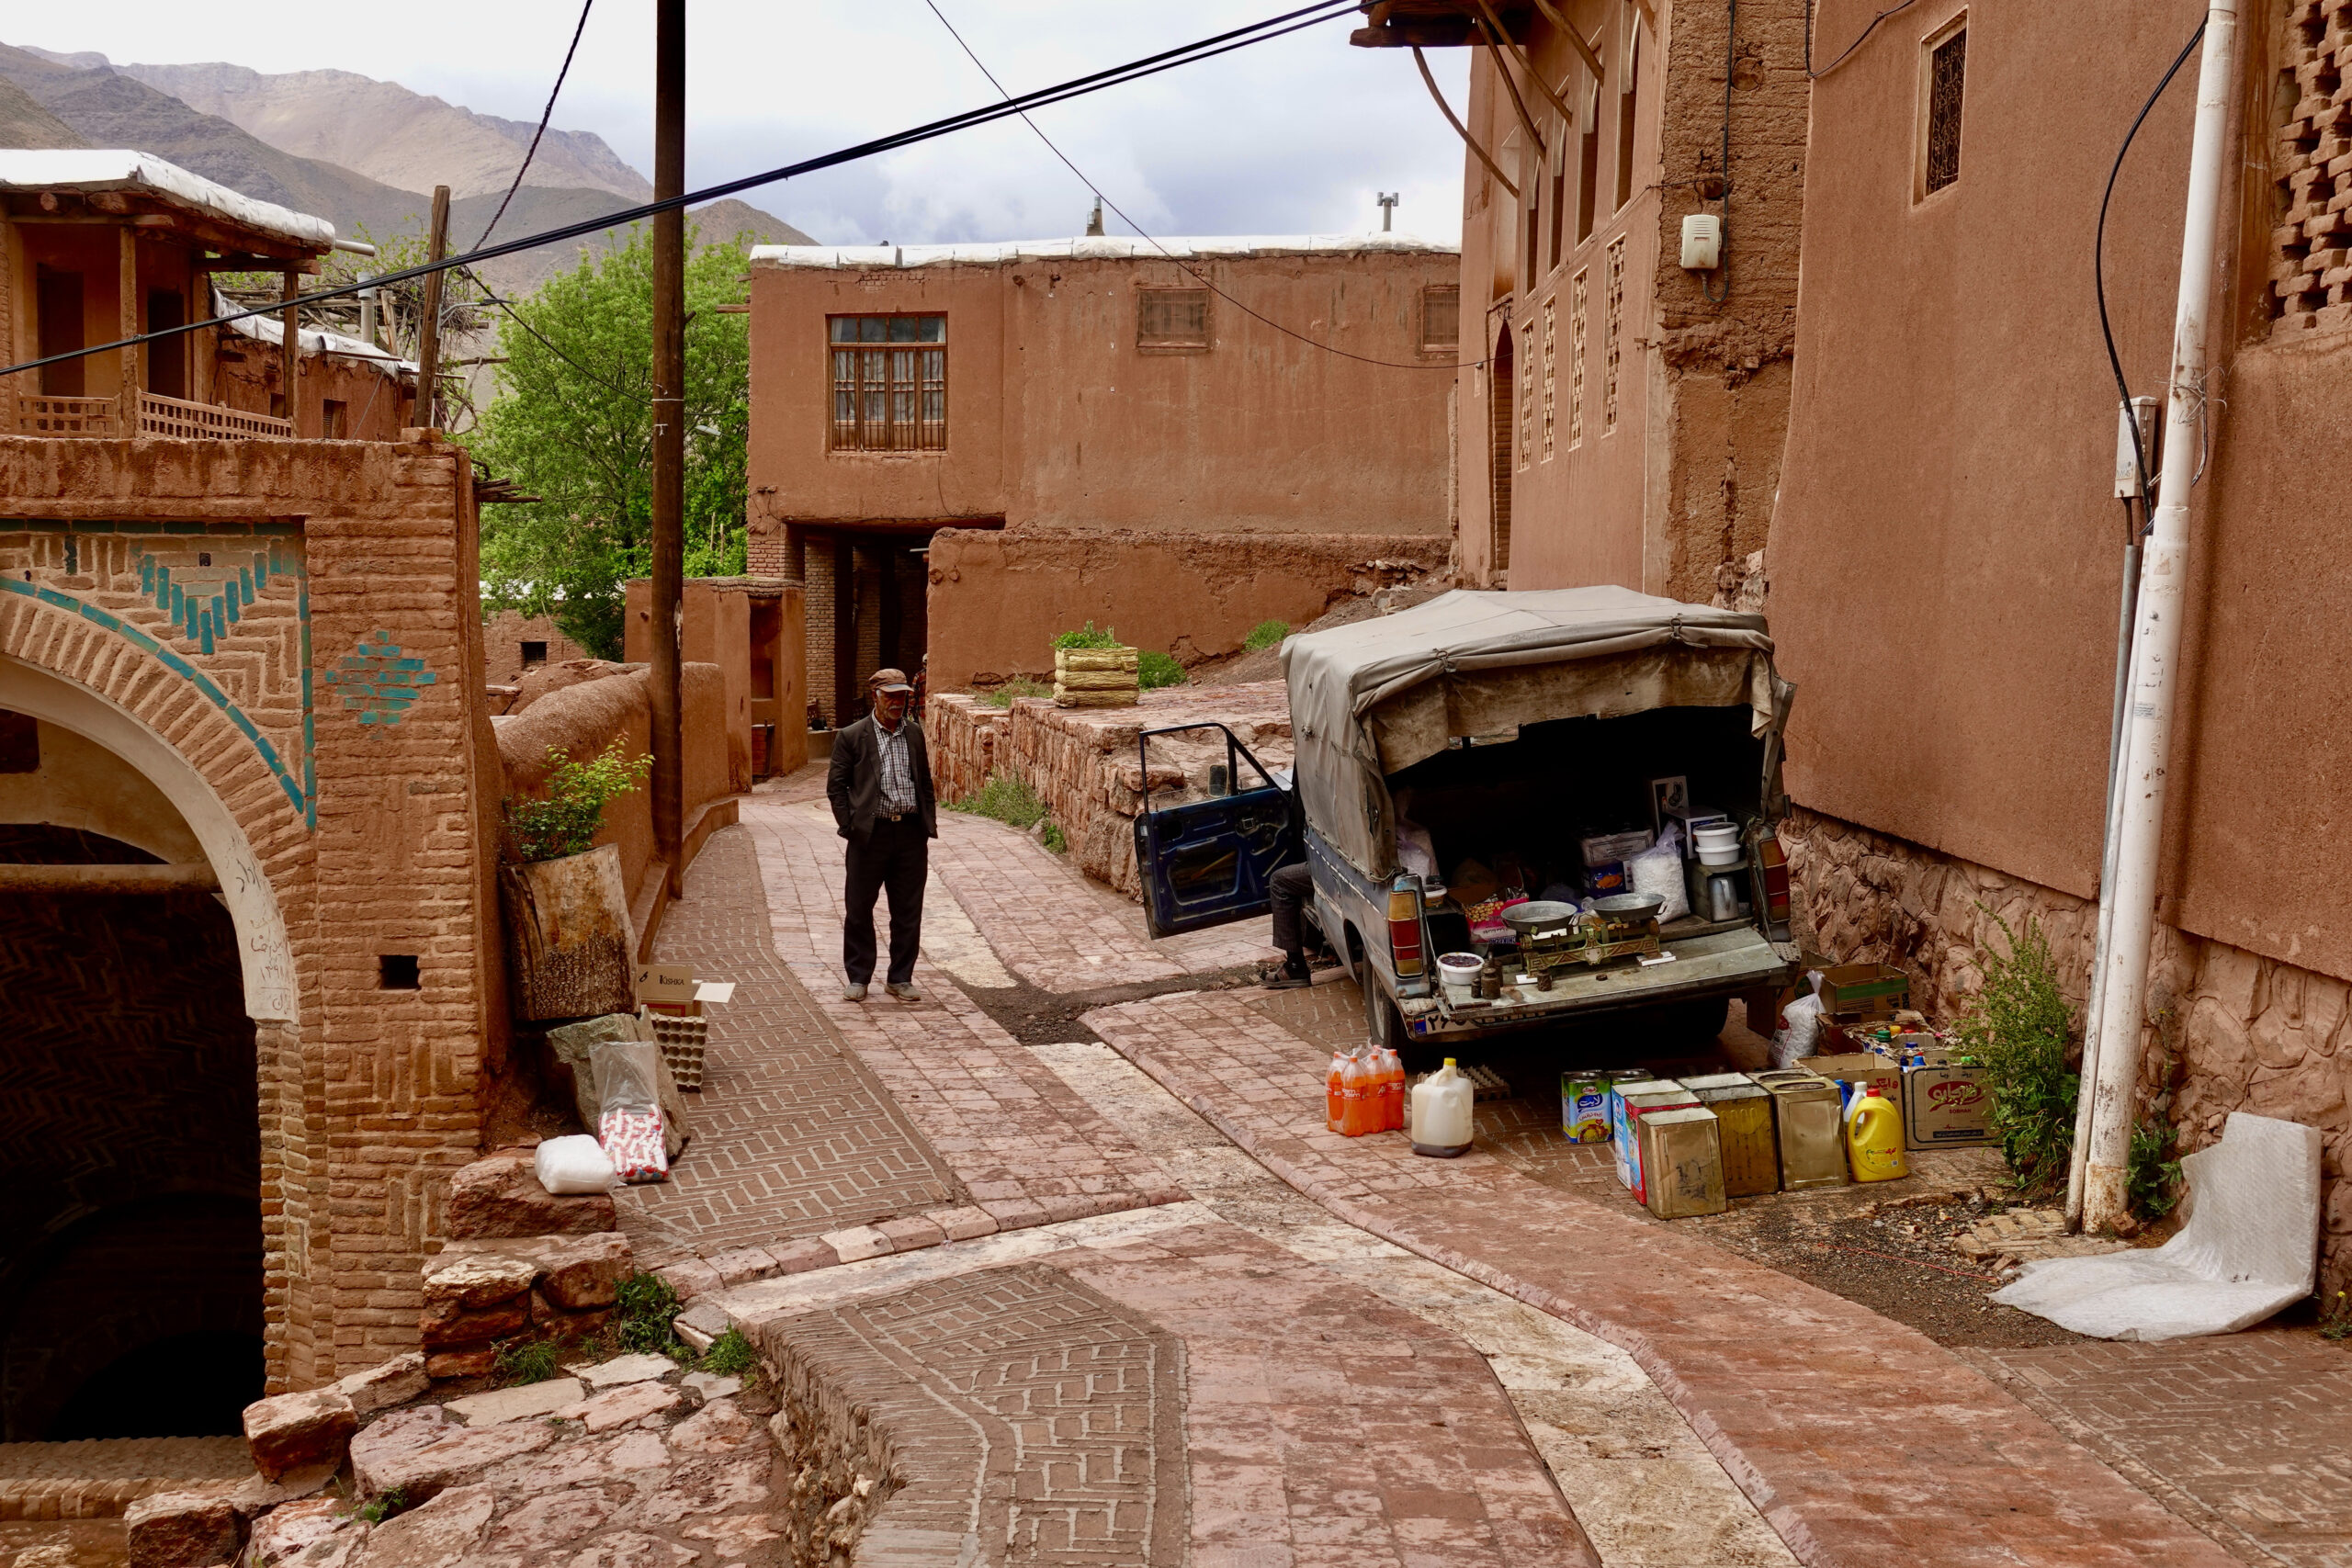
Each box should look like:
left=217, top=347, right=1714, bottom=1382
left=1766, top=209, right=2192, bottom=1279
left=535, top=1134, right=616, bottom=1195
left=1770, top=974, right=1824, bottom=1068
left=1991, top=1112, right=2323, bottom=1341
left=1627, top=825, right=1689, bottom=922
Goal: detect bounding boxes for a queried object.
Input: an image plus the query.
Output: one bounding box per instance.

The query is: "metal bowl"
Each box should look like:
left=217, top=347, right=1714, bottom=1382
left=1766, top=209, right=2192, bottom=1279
left=1500, top=899, right=1581, bottom=935
left=1589, top=892, right=1666, bottom=924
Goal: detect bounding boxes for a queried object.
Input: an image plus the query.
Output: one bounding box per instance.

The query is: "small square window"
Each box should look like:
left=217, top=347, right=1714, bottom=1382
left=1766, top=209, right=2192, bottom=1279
left=1922, top=19, right=1966, bottom=197
left=1137, top=288, right=1211, bottom=349
left=521, top=640, right=548, bottom=668
left=379, top=954, right=421, bottom=990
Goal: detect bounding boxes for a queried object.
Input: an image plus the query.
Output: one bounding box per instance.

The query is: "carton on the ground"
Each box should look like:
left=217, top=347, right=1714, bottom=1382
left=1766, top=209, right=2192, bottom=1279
left=1818, top=963, right=1910, bottom=1021
left=1903, top=1050, right=1992, bottom=1150
left=634, top=962, right=697, bottom=1013
left=1795, top=1053, right=1903, bottom=1120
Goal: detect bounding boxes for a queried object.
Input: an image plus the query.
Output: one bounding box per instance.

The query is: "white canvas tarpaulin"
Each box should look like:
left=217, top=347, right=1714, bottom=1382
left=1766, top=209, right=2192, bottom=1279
left=1280, top=587, right=1790, bottom=878
left=1992, top=1112, right=2324, bottom=1341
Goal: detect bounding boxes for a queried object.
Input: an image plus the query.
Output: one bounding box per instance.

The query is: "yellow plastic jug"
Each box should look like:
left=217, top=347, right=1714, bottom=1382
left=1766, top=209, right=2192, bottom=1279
left=1846, top=1086, right=1909, bottom=1182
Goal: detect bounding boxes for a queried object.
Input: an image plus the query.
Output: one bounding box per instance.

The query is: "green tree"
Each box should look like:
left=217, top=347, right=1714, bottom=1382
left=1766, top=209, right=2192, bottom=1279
left=469, top=226, right=752, bottom=658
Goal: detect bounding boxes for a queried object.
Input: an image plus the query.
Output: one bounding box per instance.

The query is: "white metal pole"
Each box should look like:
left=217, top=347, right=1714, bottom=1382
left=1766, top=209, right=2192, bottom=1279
left=2081, top=0, right=2238, bottom=1234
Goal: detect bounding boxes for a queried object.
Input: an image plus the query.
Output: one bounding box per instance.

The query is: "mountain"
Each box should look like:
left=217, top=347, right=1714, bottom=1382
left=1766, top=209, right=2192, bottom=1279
left=0, top=43, right=813, bottom=296
left=88, top=57, right=652, bottom=203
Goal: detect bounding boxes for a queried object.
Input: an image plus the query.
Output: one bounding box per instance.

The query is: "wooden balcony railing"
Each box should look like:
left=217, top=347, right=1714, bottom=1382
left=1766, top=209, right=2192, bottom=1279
left=14, top=390, right=295, bottom=441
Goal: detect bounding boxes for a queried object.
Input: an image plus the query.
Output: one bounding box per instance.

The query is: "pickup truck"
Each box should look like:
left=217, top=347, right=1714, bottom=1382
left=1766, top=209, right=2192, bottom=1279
left=1133, top=586, right=1799, bottom=1053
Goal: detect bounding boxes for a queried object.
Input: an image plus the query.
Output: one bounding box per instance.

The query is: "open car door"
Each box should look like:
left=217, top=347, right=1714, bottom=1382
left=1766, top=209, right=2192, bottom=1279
left=1133, top=722, right=1303, bottom=940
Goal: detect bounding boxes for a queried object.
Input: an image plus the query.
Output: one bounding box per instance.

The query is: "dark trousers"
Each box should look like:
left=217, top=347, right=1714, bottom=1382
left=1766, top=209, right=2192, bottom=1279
left=843, top=816, right=928, bottom=986
left=1270, top=862, right=1315, bottom=958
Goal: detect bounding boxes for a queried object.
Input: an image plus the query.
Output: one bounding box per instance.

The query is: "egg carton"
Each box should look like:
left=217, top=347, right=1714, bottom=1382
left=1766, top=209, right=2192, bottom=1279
left=639, top=1007, right=707, bottom=1090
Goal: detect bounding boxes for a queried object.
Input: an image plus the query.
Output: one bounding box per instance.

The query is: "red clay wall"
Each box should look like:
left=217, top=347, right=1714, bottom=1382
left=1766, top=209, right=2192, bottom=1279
left=925, top=528, right=1451, bottom=691
left=481, top=609, right=589, bottom=688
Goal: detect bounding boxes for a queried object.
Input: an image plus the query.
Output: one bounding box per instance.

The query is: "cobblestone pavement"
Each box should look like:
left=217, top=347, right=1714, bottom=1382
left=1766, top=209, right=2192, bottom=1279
left=1960, top=1331, right=2352, bottom=1568
left=723, top=1204, right=1596, bottom=1567
left=743, top=778, right=1184, bottom=1227
left=1082, top=987, right=2240, bottom=1568
left=619, top=822, right=962, bottom=1267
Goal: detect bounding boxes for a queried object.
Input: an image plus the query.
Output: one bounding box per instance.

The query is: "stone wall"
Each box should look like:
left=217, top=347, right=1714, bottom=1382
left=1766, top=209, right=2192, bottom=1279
left=1786, top=807, right=2352, bottom=1296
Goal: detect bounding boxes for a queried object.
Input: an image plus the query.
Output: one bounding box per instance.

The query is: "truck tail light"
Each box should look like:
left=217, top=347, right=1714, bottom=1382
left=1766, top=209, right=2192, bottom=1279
left=1757, top=832, right=1792, bottom=924
left=1387, top=878, right=1425, bottom=977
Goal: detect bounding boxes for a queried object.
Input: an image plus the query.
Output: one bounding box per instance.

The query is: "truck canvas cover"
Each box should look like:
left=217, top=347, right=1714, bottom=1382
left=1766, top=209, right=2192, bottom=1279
left=1280, top=586, right=1790, bottom=879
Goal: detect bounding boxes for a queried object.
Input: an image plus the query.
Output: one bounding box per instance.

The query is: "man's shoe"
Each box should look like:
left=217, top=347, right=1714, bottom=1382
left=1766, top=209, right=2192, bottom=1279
left=842, top=982, right=869, bottom=1002
left=1261, top=961, right=1313, bottom=990
left=885, top=981, right=922, bottom=1002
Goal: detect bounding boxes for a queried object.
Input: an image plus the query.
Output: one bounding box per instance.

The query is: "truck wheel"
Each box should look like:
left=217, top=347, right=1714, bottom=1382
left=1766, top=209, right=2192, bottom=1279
left=1653, top=997, right=1730, bottom=1048
left=1363, top=975, right=1404, bottom=1050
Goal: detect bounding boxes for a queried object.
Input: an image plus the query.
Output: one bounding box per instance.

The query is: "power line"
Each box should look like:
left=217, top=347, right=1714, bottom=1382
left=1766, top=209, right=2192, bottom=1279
left=0, top=0, right=1360, bottom=382
left=476, top=0, right=597, bottom=249
left=460, top=264, right=638, bottom=399
left=920, top=0, right=1481, bottom=372
left=1803, top=0, right=1924, bottom=79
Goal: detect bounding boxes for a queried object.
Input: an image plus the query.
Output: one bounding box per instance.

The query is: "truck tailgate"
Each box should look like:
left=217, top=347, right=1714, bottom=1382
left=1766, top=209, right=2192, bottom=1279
left=1420, top=925, right=1792, bottom=1032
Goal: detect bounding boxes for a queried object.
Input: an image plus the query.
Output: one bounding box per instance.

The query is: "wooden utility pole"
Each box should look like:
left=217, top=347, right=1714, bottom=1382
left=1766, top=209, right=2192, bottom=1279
left=649, top=0, right=685, bottom=896
left=415, top=185, right=450, bottom=429
left=277, top=268, right=300, bottom=423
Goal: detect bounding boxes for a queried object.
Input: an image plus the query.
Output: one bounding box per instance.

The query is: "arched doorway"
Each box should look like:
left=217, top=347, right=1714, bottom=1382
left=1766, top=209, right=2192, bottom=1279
left=0, top=728, right=265, bottom=1439
left=1489, top=321, right=1515, bottom=583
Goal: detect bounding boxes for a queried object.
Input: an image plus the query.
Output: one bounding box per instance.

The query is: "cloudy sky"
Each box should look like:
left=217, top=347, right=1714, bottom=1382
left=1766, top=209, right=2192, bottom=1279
left=22, top=1, right=1471, bottom=246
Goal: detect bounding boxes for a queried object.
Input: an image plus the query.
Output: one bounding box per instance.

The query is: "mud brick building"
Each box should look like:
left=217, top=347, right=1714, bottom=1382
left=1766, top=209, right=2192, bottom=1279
left=0, top=434, right=504, bottom=1438
left=1352, top=0, right=1810, bottom=604
left=1769, top=0, right=2352, bottom=1285
left=745, top=234, right=1458, bottom=718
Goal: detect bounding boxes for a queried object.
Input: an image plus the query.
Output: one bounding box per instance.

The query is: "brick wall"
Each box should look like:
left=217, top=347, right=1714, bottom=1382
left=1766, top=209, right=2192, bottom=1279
left=1785, top=807, right=2352, bottom=1297
left=806, top=531, right=839, bottom=728
left=0, top=434, right=501, bottom=1392
left=481, top=609, right=587, bottom=687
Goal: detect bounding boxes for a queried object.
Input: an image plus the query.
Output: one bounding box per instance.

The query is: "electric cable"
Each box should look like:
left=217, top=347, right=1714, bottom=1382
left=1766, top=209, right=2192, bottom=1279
left=0, top=0, right=1361, bottom=382
left=475, top=0, right=596, bottom=249
left=920, top=0, right=1482, bottom=371
left=460, top=264, right=639, bottom=398
left=2096, top=17, right=2208, bottom=537
left=1701, top=0, right=1735, bottom=304
left=1803, top=0, right=1923, bottom=79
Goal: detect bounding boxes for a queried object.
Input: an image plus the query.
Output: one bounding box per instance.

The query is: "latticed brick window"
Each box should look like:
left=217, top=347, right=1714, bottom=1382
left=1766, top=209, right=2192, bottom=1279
left=1137, top=288, right=1210, bottom=348
left=2270, top=0, right=2352, bottom=330
left=1541, top=299, right=1558, bottom=460
left=1602, top=238, right=1625, bottom=433
left=1421, top=284, right=1461, bottom=351
left=1520, top=317, right=1537, bottom=468
left=1570, top=269, right=1589, bottom=447
left=829, top=315, right=946, bottom=451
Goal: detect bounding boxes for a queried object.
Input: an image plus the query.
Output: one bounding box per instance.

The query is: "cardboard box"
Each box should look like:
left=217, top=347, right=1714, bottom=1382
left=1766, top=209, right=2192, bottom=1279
left=1818, top=963, right=1910, bottom=1021
left=634, top=962, right=696, bottom=1009
left=1795, top=1054, right=1903, bottom=1120
left=1903, top=1057, right=1992, bottom=1150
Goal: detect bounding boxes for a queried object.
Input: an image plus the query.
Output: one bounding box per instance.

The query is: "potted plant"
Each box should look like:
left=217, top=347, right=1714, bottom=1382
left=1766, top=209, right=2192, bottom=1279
left=1051, top=622, right=1140, bottom=709
left=500, top=740, right=652, bottom=1021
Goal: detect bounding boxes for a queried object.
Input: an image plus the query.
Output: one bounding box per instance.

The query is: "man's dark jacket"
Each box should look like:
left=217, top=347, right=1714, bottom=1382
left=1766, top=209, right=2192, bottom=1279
left=827, top=715, right=939, bottom=842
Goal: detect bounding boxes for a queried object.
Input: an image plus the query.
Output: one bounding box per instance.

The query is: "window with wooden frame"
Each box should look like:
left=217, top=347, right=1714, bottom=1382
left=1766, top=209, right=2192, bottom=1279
left=1540, top=298, right=1557, bottom=460
left=1548, top=117, right=1567, bottom=271
left=1615, top=4, right=1644, bottom=212
left=1919, top=16, right=1966, bottom=198
left=1569, top=268, right=1588, bottom=446
left=1137, top=288, right=1210, bottom=350
left=1420, top=284, right=1461, bottom=353
left=1577, top=81, right=1601, bottom=244
left=828, top=314, right=946, bottom=452
left=1602, top=237, right=1625, bottom=434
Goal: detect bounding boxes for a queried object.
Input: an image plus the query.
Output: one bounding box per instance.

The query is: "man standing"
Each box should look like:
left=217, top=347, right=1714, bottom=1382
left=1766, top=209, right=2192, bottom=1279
left=827, top=668, right=936, bottom=1001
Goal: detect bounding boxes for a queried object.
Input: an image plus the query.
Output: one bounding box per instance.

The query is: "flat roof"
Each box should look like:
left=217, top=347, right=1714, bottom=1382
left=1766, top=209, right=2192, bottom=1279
left=750, top=232, right=1457, bottom=270
left=0, top=150, right=336, bottom=251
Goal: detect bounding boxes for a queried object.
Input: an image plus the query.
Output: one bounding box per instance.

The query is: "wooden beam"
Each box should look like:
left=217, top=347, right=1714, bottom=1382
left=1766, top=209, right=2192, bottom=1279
left=0, top=863, right=220, bottom=892
left=1414, top=46, right=1520, bottom=198
left=1351, top=16, right=1479, bottom=46
left=1526, top=0, right=1606, bottom=84
left=119, top=226, right=140, bottom=402
left=279, top=269, right=300, bottom=425
left=416, top=185, right=450, bottom=431
left=1473, top=5, right=1547, bottom=159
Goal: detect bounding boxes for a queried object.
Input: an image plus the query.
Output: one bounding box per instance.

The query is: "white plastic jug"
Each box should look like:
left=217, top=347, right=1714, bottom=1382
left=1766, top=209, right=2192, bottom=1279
left=1411, top=1059, right=1475, bottom=1158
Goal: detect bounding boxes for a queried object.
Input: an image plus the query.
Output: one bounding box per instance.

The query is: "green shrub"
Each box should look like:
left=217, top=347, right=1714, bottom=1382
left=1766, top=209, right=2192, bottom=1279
left=1052, top=621, right=1123, bottom=650
left=614, top=1271, right=683, bottom=1355
left=2322, top=1290, right=2352, bottom=1341
left=1243, top=618, right=1290, bottom=651
left=1136, top=650, right=1186, bottom=690
left=506, top=739, right=651, bottom=862
left=2129, top=1119, right=2183, bottom=1219
left=949, top=773, right=1049, bottom=832
left=1040, top=822, right=1068, bottom=854
left=495, top=1337, right=564, bottom=1385
left=983, top=677, right=1053, bottom=709
left=354, top=1489, right=410, bottom=1526
left=1949, top=913, right=2077, bottom=1201
left=699, top=1326, right=763, bottom=1382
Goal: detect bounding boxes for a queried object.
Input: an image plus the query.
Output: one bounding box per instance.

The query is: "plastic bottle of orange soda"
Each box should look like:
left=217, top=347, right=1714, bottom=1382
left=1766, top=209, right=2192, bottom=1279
left=1327, top=1048, right=1351, bottom=1134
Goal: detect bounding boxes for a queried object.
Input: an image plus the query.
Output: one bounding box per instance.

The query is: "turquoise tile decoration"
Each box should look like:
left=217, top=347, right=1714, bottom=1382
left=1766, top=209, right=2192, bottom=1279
left=318, top=628, right=438, bottom=726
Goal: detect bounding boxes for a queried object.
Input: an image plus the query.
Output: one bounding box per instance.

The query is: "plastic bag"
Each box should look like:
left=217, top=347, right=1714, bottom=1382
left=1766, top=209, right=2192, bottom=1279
left=1627, top=824, right=1690, bottom=922
left=1771, top=972, right=1826, bottom=1068
left=535, top=1134, right=616, bottom=1195
left=592, top=1041, right=669, bottom=1182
